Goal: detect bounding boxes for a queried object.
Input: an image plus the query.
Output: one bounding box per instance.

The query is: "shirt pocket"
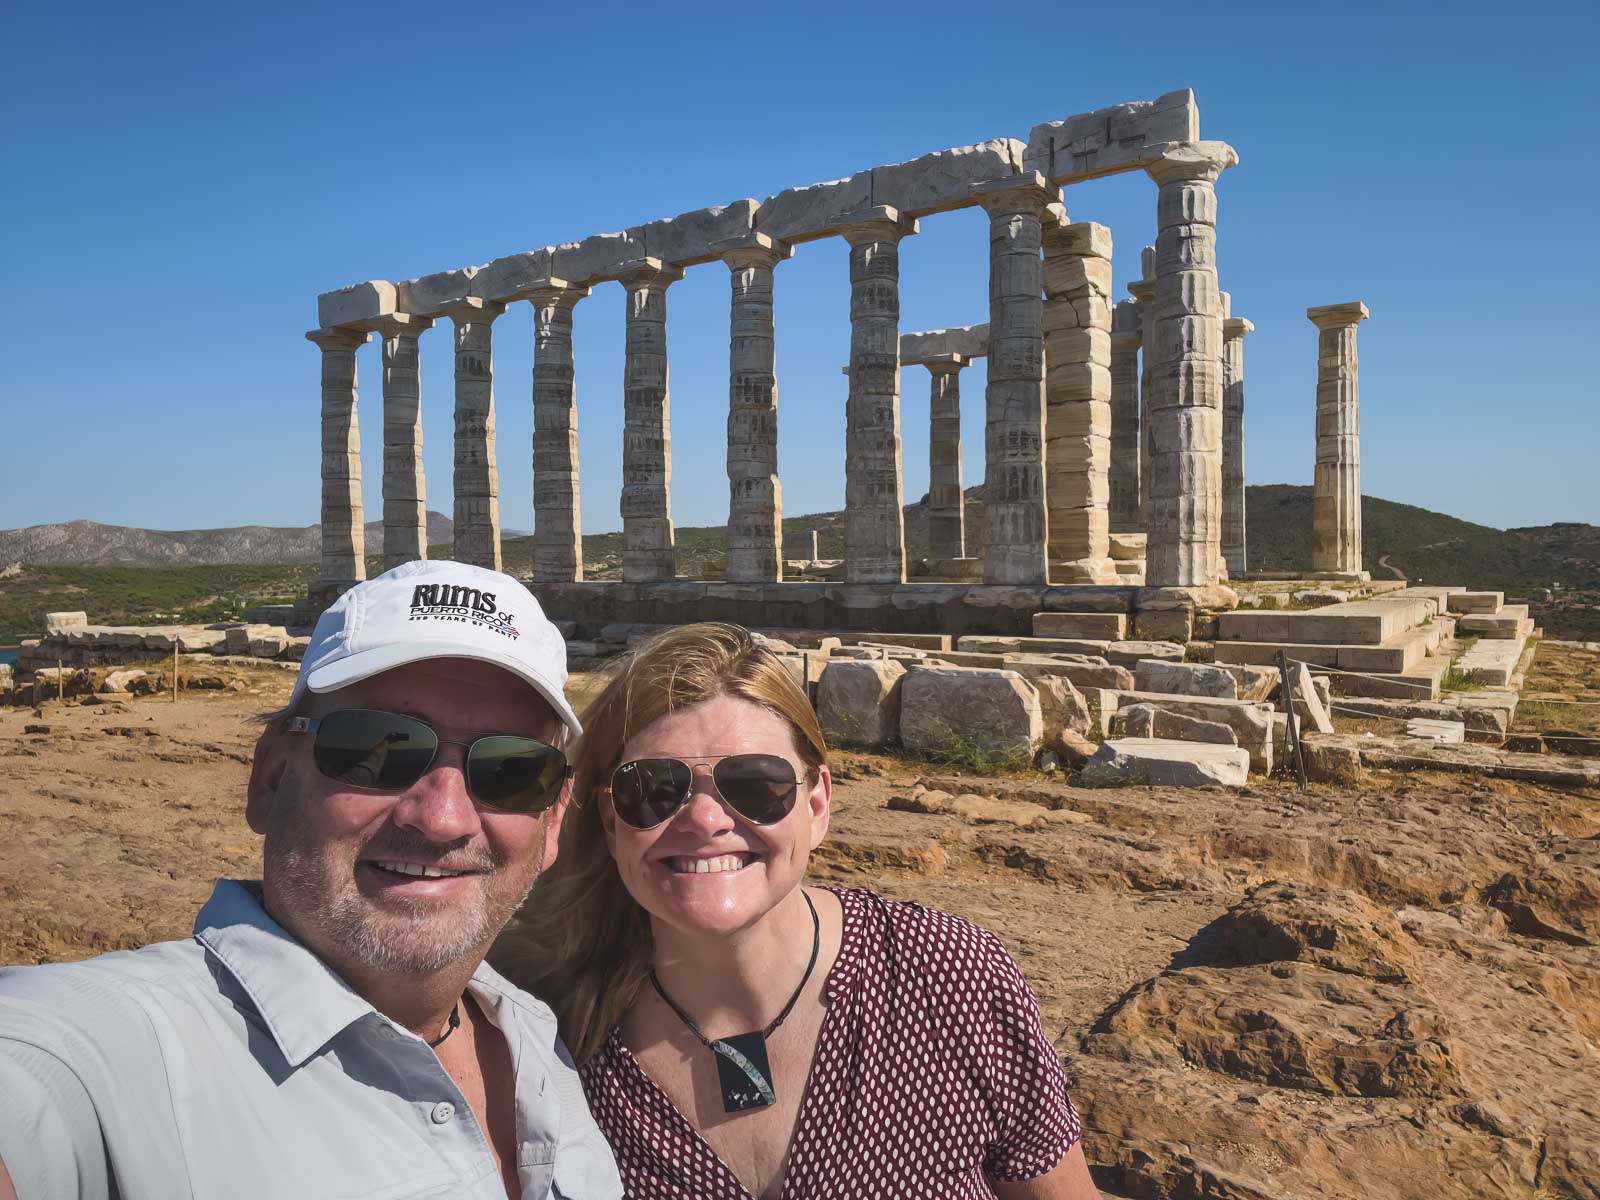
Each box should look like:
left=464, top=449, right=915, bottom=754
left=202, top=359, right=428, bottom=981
left=550, top=1153, right=622, bottom=1199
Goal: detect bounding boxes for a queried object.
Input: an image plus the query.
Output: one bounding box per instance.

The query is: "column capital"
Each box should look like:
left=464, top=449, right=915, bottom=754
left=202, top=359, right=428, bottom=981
left=1144, top=140, right=1239, bottom=186
left=712, top=232, right=793, bottom=269
left=1307, top=301, right=1369, bottom=329
left=363, top=313, right=435, bottom=339
left=837, top=205, right=918, bottom=246
left=1126, top=278, right=1155, bottom=304
left=439, top=297, right=506, bottom=325
left=971, top=172, right=1058, bottom=216
left=1112, top=299, right=1142, bottom=340
left=922, top=353, right=968, bottom=374
left=1223, top=317, right=1255, bottom=340
left=615, top=257, right=685, bottom=290
left=305, top=326, right=370, bottom=351
left=513, top=277, right=590, bottom=308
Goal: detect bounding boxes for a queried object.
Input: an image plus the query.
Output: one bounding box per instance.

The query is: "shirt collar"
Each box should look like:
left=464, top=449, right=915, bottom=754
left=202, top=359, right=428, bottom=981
left=193, top=879, right=383, bottom=1069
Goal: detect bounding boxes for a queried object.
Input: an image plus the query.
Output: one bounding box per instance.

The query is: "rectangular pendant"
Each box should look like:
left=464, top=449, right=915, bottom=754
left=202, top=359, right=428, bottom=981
left=714, top=1031, right=776, bottom=1113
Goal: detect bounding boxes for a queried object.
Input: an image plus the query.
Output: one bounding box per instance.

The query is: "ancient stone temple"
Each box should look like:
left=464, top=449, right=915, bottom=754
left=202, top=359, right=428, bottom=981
left=304, top=88, right=1246, bottom=630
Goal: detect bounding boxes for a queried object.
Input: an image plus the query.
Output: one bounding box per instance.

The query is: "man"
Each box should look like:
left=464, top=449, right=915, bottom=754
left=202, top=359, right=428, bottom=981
left=0, top=561, right=622, bottom=1199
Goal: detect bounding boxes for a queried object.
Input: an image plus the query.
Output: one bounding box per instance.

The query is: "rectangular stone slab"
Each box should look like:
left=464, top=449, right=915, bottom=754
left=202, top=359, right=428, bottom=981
left=1031, top=612, right=1127, bottom=639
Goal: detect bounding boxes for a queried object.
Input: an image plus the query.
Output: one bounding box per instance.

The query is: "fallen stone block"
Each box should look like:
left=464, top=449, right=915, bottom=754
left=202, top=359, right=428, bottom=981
left=1028, top=672, right=1091, bottom=737
left=1103, top=690, right=1274, bottom=774
left=250, top=633, right=291, bottom=658
left=1287, top=661, right=1334, bottom=734
left=1218, top=662, right=1278, bottom=702
left=817, top=659, right=906, bottom=747
left=1080, top=738, right=1248, bottom=788
left=1133, top=660, right=1239, bottom=699
left=176, top=629, right=227, bottom=653
left=1131, top=608, right=1193, bottom=642
left=1405, top=718, right=1465, bottom=744
left=1113, top=702, right=1238, bottom=746
left=102, top=669, right=156, bottom=695
left=899, top=667, right=1043, bottom=758
left=1031, top=611, right=1126, bottom=640
left=1447, top=591, right=1503, bottom=615
left=1003, top=653, right=1135, bottom=695
left=45, top=611, right=89, bottom=634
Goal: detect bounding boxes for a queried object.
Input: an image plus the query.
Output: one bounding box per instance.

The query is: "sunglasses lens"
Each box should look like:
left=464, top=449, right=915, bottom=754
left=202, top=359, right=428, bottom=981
left=712, top=754, right=801, bottom=824
left=467, top=737, right=569, bottom=813
left=611, top=758, right=694, bottom=829
left=313, top=710, right=437, bottom=790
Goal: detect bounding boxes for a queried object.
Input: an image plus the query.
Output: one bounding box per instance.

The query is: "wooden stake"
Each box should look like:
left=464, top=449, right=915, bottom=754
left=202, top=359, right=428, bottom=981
left=57, top=659, right=64, bottom=703
left=1276, top=649, right=1309, bottom=790
left=173, top=643, right=180, bottom=703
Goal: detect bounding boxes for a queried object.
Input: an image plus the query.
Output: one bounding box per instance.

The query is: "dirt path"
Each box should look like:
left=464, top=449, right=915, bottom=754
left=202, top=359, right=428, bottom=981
left=3, top=674, right=1597, bottom=1198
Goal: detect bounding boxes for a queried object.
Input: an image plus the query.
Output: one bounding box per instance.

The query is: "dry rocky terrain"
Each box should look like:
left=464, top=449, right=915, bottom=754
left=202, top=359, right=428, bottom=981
left=1, top=660, right=1596, bottom=1198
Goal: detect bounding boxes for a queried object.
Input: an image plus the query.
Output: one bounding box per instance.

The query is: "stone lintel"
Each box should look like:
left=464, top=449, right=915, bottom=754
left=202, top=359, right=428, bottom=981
left=615, top=257, right=686, bottom=288
left=1023, top=89, right=1200, bottom=186
left=361, top=312, right=435, bottom=338
left=1307, top=301, right=1370, bottom=328
left=970, top=172, right=1057, bottom=213
left=836, top=206, right=917, bottom=244
left=317, top=281, right=397, bottom=330
left=305, top=327, right=370, bottom=350
left=710, top=232, right=794, bottom=265
left=1143, top=140, right=1239, bottom=186
left=900, top=324, right=990, bottom=365
left=1223, top=317, right=1254, bottom=339
left=508, top=276, right=590, bottom=305
left=438, top=296, right=506, bottom=324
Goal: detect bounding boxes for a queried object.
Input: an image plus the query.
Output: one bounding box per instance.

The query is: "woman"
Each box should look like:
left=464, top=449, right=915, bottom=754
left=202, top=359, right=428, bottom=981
left=495, top=623, right=1099, bottom=1199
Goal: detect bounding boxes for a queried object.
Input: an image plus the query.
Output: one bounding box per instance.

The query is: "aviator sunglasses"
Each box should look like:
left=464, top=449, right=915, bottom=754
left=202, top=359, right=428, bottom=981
left=607, top=754, right=811, bottom=830
left=287, top=709, right=571, bottom=814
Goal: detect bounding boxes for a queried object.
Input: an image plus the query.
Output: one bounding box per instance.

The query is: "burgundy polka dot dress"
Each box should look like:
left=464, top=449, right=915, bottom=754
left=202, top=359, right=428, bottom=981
left=580, top=887, right=1082, bottom=1198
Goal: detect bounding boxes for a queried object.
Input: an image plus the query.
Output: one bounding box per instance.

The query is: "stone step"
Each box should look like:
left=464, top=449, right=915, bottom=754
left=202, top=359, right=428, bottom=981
left=1217, top=594, right=1438, bottom=646
left=956, top=635, right=1183, bottom=667
left=1447, top=591, right=1504, bottom=615
left=1455, top=631, right=1530, bottom=688
left=1394, top=585, right=1466, bottom=612
left=1405, top=717, right=1466, bottom=744
left=1098, top=690, right=1275, bottom=773
left=1215, top=623, right=1433, bottom=675
left=1080, top=738, right=1249, bottom=787
left=1031, top=611, right=1127, bottom=640
left=1457, top=606, right=1530, bottom=638
left=1311, top=653, right=1450, bottom=702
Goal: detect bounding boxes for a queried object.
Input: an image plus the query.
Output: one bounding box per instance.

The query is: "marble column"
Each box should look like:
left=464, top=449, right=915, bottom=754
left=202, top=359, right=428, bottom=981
left=923, top=355, right=967, bottom=560
left=1221, top=299, right=1254, bottom=578
left=1041, top=218, right=1116, bottom=582
left=1109, top=299, right=1142, bottom=532
left=717, top=234, right=792, bottom=583
left=619, top=258, right=683, bottom=583
left=973, top=175, right=1056, bottom=585
left=1144, top=143, right=1237, bottom=588
left=1127, top=245, right=1157, bottom=533
left=305, top=326, right=370, bottom=589
left=368, top=314, right=433, bottom=570
left=441, top=298, right=506, bottom=571
left=524, top=280, right=589, bottom=583
left=840, top=207, right=917, bottom=584
left=1308, top=300, right=1369, bottom=578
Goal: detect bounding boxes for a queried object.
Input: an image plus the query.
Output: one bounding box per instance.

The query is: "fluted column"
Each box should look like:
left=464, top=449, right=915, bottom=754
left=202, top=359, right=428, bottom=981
left=1128, top=245, right=1156, bottom=533
left=368, top=315, right=433, bottom=569
left=439, top=299, right=506, bottom=571
left=973, top=175, right=1056, bottom=585
left=619, top=259, right=683, bottom=583
left=1308, top=300, right=1369, bottom=578
left=924, top=355, right=967, bottom=560
left=524, top=280, right=589, bottom=582
left=840, top=207, right=917, bottom=584
left=1042, top=219, right=1115, bottom=582
left=717, top=234, right=792, bottom=582
left=1222, top=301, right=1254, bottom=578
left=305, top=326, right=370, bottom=589
left=1144, top=142, right=1237, bottom=588
left=1109, top=300, right=1142, bottom=533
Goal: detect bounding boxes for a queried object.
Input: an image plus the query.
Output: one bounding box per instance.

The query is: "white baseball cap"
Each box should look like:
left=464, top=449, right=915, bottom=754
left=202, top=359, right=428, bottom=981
left=290, top=560, right=581, bottom=736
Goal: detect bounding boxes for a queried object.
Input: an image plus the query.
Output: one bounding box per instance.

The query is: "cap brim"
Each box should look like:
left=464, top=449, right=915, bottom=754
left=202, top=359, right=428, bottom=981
left=300, top=639, right=583, bottom=737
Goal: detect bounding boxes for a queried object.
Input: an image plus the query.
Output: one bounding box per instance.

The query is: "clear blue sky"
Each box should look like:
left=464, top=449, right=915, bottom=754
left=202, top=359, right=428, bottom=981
left=2, top=0, right=1595, bottom=538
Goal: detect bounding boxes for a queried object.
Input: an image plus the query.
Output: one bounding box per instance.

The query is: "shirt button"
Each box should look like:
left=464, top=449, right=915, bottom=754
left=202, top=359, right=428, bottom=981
left=430, top=1102, right=456, bottom=1124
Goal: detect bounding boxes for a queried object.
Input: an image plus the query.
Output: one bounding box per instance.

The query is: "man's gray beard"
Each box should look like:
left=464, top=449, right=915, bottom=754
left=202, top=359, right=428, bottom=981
left=267, top=826, right=546, bottom=976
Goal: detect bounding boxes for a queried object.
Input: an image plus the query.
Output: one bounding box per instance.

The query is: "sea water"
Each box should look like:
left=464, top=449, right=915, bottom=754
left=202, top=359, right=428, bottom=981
left=0, top=647, right=19, bottom=667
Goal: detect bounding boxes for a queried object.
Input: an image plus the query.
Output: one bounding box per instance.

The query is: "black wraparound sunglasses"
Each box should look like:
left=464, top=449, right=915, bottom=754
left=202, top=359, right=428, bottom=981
left=607, top=754, right=811, bottom=830
left=287, top=709, right=570, bottom=814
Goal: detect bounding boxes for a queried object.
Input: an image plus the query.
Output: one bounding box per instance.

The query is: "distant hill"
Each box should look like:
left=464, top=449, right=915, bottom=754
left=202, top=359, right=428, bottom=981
left=0, top=512, right=460, bottom=566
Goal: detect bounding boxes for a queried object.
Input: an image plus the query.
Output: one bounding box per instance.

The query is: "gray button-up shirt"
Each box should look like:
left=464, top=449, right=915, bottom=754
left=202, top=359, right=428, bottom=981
left=0, top=880, right=621, bottom=1200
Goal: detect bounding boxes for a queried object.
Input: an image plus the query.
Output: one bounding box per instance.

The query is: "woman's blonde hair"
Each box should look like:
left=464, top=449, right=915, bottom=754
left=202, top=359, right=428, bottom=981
left=491, top=622, right=829, bottom=1064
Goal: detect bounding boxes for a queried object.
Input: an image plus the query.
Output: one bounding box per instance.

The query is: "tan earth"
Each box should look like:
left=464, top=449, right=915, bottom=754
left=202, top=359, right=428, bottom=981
left=2, top=661, right=1597, bottom=1199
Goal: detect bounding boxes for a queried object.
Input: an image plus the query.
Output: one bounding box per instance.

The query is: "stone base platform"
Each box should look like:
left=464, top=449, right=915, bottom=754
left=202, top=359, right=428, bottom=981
left=531, top=581, right=1196, bottom=639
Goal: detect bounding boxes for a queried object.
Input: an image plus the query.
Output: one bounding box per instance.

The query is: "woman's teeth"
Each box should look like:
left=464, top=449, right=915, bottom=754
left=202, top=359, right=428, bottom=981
left=667, top=855, right=754, bottom=875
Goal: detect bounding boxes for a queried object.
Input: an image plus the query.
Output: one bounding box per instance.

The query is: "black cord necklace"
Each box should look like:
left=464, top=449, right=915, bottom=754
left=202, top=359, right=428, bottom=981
left=428, top=1003, right=461, bottom=1049
left=650, top=890, right=821, bottom=1114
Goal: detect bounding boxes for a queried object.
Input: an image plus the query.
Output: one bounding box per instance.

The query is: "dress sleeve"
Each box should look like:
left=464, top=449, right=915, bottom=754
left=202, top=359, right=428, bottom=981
left=0, top=1036, right=112, bottom=1200
left=974, top=932, right=1083, bottom=1182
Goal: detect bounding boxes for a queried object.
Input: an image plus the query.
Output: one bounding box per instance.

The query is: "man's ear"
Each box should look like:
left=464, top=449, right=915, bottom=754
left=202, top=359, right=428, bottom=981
left=537, top=777, right=575, bottom=871
left=245, top=728, right=290, bottom=834
left=806, top=764, right=832, bottom=852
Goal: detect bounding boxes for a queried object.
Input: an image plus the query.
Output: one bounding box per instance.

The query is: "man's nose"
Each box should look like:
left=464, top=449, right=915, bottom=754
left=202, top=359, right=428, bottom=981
left=389, top=744, right=481, bottom=842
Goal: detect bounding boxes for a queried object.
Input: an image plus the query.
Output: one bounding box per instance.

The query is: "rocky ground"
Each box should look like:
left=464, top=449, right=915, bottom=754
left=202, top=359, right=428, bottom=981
left=1, top=656, right=1596, bottom=1199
